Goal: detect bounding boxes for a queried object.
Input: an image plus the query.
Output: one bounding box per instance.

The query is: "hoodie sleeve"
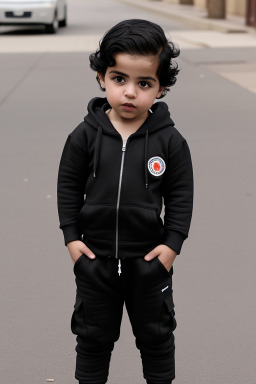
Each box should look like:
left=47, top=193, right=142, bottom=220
left=162, top=139, right=194, bottom=255
left=57, top=133, right=89, bottom=246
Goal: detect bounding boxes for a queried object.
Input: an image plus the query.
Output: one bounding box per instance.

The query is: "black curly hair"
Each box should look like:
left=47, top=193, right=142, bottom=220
left=89, top=19, right=180, bottom=98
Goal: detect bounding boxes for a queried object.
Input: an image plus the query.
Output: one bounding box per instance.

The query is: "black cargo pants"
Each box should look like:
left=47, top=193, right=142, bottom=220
left=71, top=253, right=177, bottom=384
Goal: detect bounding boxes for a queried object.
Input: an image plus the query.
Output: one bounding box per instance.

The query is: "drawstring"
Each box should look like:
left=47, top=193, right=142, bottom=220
left=118, top=259, right=122, bottom=276
left=93, top=126, right=102, bottom=177
left=144, top=128, right=149, bottom=188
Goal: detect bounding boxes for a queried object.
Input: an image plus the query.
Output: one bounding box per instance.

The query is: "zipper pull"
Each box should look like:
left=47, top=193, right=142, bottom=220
left=122, top=140, right=127, bottom=152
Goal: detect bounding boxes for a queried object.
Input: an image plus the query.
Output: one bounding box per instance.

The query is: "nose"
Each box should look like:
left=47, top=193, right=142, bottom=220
left=124, top=83, right=136, bottom=98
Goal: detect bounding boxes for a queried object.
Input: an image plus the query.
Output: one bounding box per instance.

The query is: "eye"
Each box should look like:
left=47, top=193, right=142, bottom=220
left=139, top=81, right=151, bottom=88
left=114, top=76, right=125, bottom=83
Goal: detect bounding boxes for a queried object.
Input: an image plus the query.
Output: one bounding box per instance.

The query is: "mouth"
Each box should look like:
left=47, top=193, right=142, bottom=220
left=122, top=103, right=136, bottom=111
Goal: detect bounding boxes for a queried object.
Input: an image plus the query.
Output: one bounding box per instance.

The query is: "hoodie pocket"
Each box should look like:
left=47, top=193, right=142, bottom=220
left=119, top=205, right=163, bottom=242
left=78, top=203, right=116, bottom=240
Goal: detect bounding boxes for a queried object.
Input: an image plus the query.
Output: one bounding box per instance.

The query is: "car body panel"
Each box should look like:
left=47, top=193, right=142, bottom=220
left=0, top=0, right=66, bottom=25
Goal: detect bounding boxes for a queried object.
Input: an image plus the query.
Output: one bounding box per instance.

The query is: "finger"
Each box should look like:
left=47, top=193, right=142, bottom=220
left=144, top=246, right=160, bottom=261
left=80, top=244, right=96, bottom=259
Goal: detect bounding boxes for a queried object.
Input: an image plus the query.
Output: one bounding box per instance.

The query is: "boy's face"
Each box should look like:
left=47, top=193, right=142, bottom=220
left=98, top=52, right=165, bottom=124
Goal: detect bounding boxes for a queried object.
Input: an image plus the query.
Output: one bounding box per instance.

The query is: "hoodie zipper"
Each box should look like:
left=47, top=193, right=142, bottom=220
left=115, top=139, right=127, bottom=259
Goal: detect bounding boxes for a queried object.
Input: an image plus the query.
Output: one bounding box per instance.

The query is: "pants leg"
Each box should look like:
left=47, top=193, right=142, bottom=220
left=71, top=254, right=124, bottom=384
left=124, top=256, right=177, bottom=384
left=71, top=254, right=176, bottom=384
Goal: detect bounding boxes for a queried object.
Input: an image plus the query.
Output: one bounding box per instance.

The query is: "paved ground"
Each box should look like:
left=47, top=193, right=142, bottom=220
left=0, top=1, right=256, bottom=383
left=117, top=0, right=251, bottom=33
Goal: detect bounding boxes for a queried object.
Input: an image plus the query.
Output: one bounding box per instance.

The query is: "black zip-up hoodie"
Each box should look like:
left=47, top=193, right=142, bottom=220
left=57, top=97, right=194, bottom=258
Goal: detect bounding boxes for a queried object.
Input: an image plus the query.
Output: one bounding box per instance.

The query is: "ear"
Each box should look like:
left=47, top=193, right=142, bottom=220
left=156, top=86, right=166, bottom=99
left=98, top=72, right=105, bottom=88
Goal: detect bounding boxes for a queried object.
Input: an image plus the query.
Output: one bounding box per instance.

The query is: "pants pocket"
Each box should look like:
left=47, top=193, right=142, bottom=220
left=155, top=256, right=173, bottom=278
left=160, top=291, right=177, bottom=337
left=73, top=254, right=85, bottom=274
left=71, top=294, right=87, bottom=337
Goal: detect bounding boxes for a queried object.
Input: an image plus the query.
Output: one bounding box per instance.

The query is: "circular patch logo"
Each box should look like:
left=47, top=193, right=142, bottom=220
left=148, top=156, right=166, bottom=177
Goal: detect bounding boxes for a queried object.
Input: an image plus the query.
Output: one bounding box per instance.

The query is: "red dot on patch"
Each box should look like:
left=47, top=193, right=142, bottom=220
left=154, top=162, right=161, bottom=171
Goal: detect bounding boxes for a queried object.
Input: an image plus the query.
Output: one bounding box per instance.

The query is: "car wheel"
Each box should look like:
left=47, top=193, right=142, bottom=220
left=59, top=5, right=67, bottom=27
left=45, top=10, right=58, bottom=34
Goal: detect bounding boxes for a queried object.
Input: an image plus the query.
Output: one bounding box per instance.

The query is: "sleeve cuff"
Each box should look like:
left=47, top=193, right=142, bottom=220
left=163, top=230, right=186, bottom=255
left=61, top=225, right=81, bottom=246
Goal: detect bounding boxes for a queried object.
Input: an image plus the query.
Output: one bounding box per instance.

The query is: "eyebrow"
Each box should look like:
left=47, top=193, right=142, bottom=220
left=109, top=70, right=157, bottom=83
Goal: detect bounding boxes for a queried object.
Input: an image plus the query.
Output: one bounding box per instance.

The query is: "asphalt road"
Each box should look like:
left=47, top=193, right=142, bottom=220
left=1, top=1, right=256, bottom=383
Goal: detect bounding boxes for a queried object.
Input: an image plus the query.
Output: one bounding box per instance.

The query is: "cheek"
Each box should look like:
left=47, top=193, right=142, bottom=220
left=105, top=86, right=121, bottom=104
left=106, top=84, right=120, bottom=96
left=142, top=90, right=159, bottom=103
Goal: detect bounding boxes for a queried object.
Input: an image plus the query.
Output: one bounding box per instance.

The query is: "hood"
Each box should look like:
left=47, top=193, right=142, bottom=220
left=84, top=97, right=174, bottom=134
left=84, top=97, right=175, bottom=188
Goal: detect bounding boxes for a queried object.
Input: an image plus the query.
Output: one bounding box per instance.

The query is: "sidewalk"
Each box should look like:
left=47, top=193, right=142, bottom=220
left=116, top=0, right=250, bottom=33
left=115, top=0, right=256, bottom=49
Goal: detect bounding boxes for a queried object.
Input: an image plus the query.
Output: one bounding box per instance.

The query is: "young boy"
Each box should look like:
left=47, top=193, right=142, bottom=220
left=57, top=19, right=193, bottom=384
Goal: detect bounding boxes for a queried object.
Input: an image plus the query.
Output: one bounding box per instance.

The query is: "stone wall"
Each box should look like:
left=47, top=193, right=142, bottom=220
left=193, top=0, right=206, bottom=9
left=227, top=0, right=246, bottom=16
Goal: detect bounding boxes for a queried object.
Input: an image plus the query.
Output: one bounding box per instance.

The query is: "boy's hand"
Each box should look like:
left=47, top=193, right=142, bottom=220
left=144, top=244, right=177, bottom=272
left=67, top=240, right=96, bottom=265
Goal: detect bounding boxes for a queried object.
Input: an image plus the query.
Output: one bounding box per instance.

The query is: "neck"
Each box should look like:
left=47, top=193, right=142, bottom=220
left=106, top=108, right=149, bottom=141
left=108, top=108, right=149, bottom=127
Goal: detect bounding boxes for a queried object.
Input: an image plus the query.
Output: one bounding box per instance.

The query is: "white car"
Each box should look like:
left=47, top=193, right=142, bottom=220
left=0, top=0, right=67, bottom=33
